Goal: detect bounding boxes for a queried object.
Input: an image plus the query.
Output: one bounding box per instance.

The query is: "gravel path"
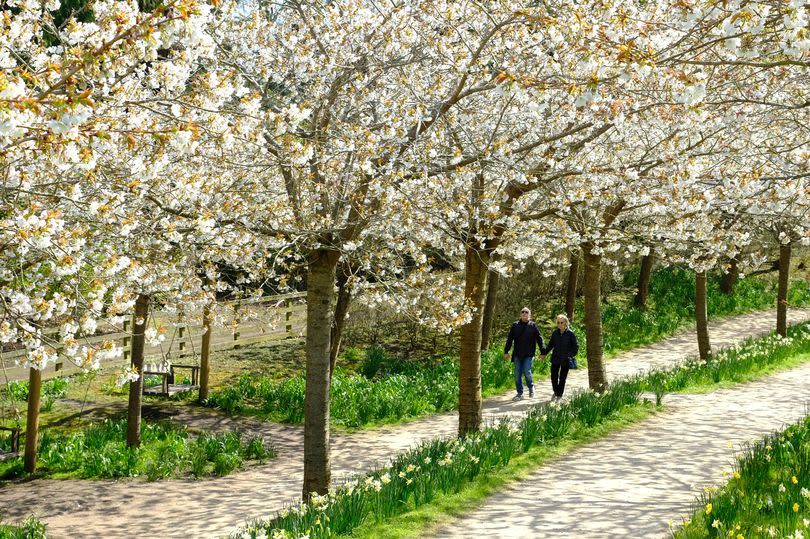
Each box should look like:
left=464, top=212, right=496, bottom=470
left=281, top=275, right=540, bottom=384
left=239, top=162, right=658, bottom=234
left=431, top=364, right=810, bottom=538
left=1, top=309, right=808, bottom=538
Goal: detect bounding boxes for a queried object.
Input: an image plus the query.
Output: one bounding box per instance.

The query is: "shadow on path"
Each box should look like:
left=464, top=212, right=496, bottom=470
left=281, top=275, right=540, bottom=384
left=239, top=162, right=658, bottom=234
left=432, top=366, right=810, bottom=538
left=0, top=309, right=807, bottom=538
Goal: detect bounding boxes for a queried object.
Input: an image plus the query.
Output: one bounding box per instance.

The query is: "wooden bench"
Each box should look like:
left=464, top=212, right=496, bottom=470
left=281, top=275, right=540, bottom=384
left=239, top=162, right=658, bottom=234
left=0, top=426, right=21, bottom=454
left=142, top=363, right=200, bottom=398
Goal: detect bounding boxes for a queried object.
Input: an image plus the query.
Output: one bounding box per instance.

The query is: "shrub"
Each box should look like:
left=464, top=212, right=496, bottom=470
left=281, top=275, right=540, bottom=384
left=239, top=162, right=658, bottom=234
left=360, top=345, right=388, bottom=379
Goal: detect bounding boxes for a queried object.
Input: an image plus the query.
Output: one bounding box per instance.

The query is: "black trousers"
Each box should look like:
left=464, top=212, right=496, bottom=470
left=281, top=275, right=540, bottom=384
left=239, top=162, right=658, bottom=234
left=550, top=362, right=570, bottom=397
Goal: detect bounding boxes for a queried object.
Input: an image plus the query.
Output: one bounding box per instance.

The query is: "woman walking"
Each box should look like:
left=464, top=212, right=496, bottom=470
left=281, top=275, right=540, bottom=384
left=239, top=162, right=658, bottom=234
left=540, top=314, right=579, bottom=400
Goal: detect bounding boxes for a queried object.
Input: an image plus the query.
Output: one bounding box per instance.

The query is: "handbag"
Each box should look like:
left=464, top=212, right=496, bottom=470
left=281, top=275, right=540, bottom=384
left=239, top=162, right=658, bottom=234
left=567, top=357, right=578, bottom=370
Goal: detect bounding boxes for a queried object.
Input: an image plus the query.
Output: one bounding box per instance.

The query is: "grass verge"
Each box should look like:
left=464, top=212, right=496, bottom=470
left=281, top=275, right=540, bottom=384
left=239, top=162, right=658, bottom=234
left=235, top=377, right=647, bottom=539
left=348, top=402, right=656, bottom=539
left=0, top=418, right=274, bottom=481
left=0, top=515, right=47, bottom=539
left=672, top=413, right=810, bottom=539
left=642, top=322, right=810, bottom=404
left=238, top=321, right=810, bottom=539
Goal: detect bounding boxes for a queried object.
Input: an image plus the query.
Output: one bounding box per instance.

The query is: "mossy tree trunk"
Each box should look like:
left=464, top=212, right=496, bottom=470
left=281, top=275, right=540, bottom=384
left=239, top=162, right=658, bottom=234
left=303, top=248, right=340, bottom=499
left=582, top=245, right=607, bottom=390
left=777, top=242, right=792, bottom=337
left=198, top=303, right=212, bottom=403
left=695, top=271, right=712, bottom=360
left=480, top=267, right=500, bottom=351
left=127, top=293, right=150, bottom=448
left=720, top=256, right=739, bottom=296
left=458, top=245, right=490, bottom=436
left=634, top=250, right=654, bottom=309
left=23, top=366, right=42, bottom=473
left=565, top=251, right=579, bottom=322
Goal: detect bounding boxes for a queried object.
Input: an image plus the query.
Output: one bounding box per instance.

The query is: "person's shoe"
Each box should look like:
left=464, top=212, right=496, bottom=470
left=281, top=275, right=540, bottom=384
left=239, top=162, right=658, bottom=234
left=528, top=388, right=534, bottom=398
left=511, top=394, right=524, bottom=401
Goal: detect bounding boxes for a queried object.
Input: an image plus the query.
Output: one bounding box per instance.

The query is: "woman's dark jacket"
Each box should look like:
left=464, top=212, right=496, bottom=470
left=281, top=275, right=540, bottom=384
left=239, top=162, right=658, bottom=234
left=542, top=328, right=579, bottom=366
left=504, top=320, right=544, bottom=361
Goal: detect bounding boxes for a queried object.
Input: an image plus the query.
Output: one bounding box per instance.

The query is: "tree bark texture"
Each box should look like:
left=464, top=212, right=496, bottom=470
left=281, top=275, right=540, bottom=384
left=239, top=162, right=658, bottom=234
left=127, top=293, right=150, bottom=448
left=720, top=256, right=739, bottom=296
left=198, top=303, right=212, bottom=403
left=634, top=251, right=654, bottom=309
left=480, top=268, right=500, bottom=351
left=695, top=271, right=712, bottom=360
left=303, top=248, right=340, bottom=499
left=458, top=246, right=489, bottom=436
left=582, top=246, right=607, bottom=390
left=565, top=251, right=579, bottom=322
left=23, top=367, right=42, bottom=473
left=777, top=243, right=792, bottom=337
left=329, top=272, right=352, bottom=376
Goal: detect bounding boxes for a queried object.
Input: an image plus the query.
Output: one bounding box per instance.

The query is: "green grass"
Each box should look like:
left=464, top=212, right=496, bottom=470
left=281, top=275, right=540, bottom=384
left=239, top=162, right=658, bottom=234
left=675, top=351, right=810, bottom=394
left=206, top=346, right=536, bottom=429
left=0, top=515, right=47, bottom=539
left=2, top=377, right=70, bottom=415
left=673, top=414, right=810, bottom=539
left=589, top=267, right=810, bottom=358
left=642, top=322, right=810, bottom=404
left=0, top=418, right=275, bottom=481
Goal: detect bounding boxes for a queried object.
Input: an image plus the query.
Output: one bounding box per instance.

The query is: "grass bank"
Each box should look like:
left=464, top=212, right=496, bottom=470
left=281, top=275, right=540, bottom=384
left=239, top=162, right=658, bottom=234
left=0, top=418, right=274, bottom=481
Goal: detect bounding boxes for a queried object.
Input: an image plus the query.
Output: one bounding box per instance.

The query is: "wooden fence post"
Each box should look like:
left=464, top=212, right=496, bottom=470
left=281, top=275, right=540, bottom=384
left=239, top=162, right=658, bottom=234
left=122, top=319, right=131, bottom=362
left=285, top=298, right=293, bottom=336
left=178, top=325, right=186, bottom=354
left=232, top=303, right=241, bottom=348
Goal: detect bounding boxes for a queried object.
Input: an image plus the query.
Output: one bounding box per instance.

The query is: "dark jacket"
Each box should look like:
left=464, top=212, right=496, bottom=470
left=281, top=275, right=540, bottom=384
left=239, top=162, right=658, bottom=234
left=504, top=320, right=544, bottom=361
left=542, top=328, right=579, bottom=366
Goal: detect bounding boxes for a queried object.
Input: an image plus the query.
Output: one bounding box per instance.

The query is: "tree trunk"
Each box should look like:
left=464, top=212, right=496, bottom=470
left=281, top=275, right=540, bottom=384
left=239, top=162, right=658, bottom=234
left=458, top=246, right=489, bottom=436
left=634, top=250, right=654, bottom=309
left=198, top=303, right=212, bottom=403
left=720, top=256, right=739, bottom=296
left=23, top=367, right=42, bottom=473
left=695, top=271, right=712, bottom=360
left=777, top=243, right=792, bottom=337
left=480, top=268, right=500, bottom=350
left=565, top=251, right=579, bottom=322
left=582, top=246, right=607, bottom=390
left=127, top=294, right=150, bottom=448
left=303, top=248, right=340, bottom=499
left=329, top=273, right=352, bottom=376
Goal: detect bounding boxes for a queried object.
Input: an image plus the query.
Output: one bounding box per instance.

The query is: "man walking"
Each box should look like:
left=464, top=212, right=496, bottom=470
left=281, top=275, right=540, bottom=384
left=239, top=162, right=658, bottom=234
left=503, top=307, right=544, bottom=401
